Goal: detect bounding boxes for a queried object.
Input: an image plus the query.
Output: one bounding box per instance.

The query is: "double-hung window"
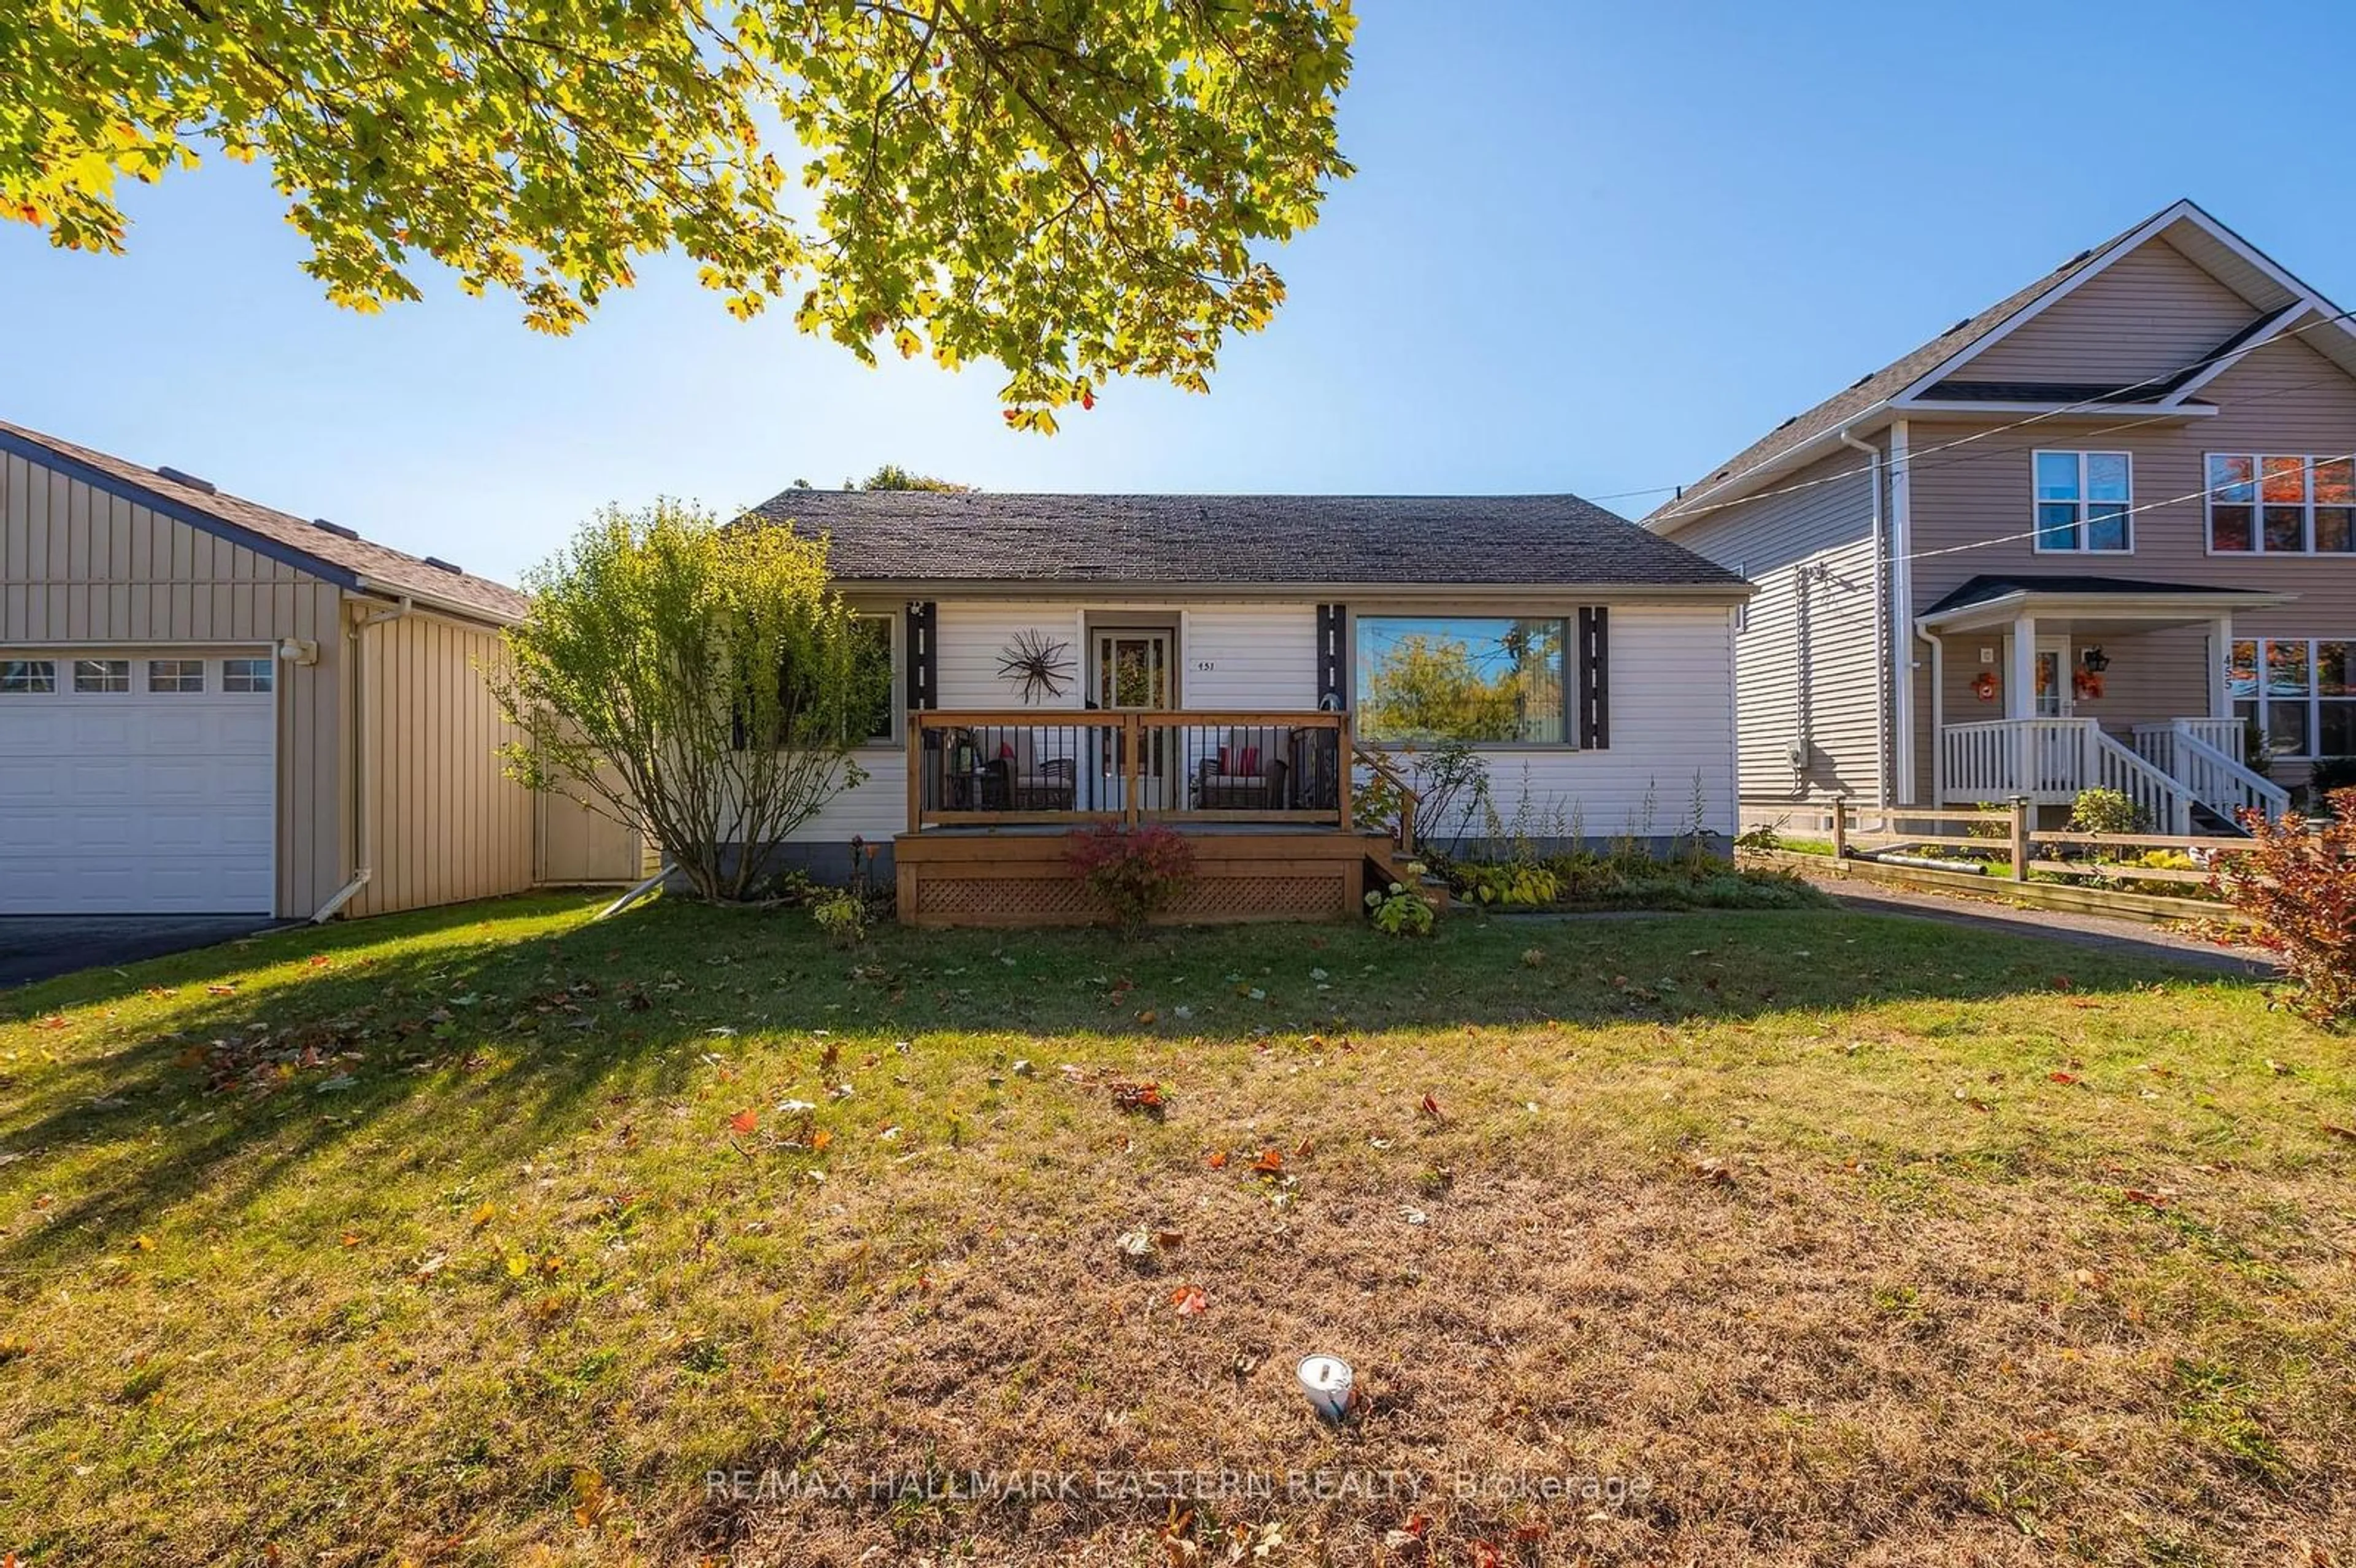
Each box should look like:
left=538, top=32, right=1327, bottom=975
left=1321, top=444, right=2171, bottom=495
left=2033, top=451, right=2132, bottom=552
left=2207, top=454, right=2356, bottom=553
left=2230, top=638, right=2355, bottom=759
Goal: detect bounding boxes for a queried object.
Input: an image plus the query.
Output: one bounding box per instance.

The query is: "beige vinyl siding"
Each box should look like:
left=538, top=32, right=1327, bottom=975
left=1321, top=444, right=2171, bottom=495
left=1, top=447, right=347, bottom=917
left=1960, top=239, right=2261, bottom=385
left=1905, top=335, right=2356, bottom=788
left=348, top=612, right=534, bottom=917
left=1665, top=447, right=1883, bottom=804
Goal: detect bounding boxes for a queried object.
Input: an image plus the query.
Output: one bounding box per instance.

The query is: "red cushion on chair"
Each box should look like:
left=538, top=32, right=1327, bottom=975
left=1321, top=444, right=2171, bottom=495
left=1217, top=744, right=1231, bottom=772
left=1238, top=745, right=1260, bottom=775
left=999, top=741, right=1016, bottom=760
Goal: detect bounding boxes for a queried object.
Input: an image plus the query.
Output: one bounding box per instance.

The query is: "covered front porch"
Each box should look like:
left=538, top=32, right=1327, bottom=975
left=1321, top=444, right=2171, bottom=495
left=891, top=707, right=1424, bottom=927
left=1922, top=575, right=2291, bottom=831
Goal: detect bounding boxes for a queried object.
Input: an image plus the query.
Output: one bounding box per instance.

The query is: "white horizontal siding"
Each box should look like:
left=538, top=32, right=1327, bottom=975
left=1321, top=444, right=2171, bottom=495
left=1181, top=604, right=1317, bottom=709
left=936, top=601, right=1087, bottom=709
left=799, top=748, right=907, bottom=840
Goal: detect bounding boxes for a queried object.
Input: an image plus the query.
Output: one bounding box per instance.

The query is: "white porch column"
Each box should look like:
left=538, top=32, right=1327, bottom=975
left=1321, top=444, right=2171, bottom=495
left=2007, top=612, right=2038, bottom=721
left=2208, top=614, right=2234, bottom=720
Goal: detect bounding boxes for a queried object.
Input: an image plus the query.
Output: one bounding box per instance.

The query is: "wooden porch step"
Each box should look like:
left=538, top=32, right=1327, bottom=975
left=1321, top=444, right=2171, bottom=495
left=1363, top=843, right=1449, bottom=910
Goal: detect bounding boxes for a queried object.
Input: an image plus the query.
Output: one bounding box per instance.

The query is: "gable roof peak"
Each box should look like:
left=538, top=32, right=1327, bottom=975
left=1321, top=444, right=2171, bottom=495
left=1647, top=199, right=2348, bottom=533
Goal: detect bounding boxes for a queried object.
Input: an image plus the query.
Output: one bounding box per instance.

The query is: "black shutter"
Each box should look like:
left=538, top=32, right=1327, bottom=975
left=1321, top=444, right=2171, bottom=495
left=1316, top=603, right=1346, bottom=709
left=906, top=600, right=937, bottom=712
left=1576, top=606, right=1609, bottom=748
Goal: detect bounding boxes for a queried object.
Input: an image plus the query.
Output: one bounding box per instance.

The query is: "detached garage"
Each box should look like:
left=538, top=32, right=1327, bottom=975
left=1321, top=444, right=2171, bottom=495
left=0, top=419, right=640, bottom=919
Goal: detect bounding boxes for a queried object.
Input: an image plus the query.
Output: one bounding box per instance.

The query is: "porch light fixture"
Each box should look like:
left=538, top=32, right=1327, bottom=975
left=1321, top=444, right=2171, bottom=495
left=2080, top=645, right=2111, bottom=673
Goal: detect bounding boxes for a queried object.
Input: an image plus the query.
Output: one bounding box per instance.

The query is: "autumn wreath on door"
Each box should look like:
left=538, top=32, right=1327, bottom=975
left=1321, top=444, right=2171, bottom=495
left=1971, top=671, right=1999, bottom=702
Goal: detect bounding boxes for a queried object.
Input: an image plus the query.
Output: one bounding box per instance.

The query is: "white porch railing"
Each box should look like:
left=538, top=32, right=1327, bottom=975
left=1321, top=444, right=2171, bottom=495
left=1942, top=717, right=2191, bottom=832
left=2131, top=720, right=2290, bottom=825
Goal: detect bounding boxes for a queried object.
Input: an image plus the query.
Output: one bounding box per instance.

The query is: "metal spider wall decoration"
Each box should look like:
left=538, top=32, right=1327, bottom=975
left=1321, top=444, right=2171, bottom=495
left=996, top=628, right=1074, bottom=703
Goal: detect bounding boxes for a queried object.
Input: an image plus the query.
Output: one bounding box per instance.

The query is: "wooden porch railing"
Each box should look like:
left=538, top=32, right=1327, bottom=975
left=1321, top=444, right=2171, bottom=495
left=905, top=709, right=1351, bottom=831
left=1349, top=740, right=1420, bottom=856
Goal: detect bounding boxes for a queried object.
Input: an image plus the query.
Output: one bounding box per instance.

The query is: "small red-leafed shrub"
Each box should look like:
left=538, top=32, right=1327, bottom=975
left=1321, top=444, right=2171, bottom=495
left=1066, top=824, right=1197, bottom=935
left=2215, top=788, right=2356, bottom=1024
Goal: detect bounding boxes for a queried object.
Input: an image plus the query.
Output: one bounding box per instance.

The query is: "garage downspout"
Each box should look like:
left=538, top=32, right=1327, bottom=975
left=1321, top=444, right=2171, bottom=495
left=1838, top=428, right=1890, bottom=814
left=1888, top=419, right=1917, bottom=804
left=310, top=596, right=412, bottom=923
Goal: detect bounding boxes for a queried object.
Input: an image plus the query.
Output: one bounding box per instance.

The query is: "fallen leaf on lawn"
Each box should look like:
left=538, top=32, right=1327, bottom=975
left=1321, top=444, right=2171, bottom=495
left=1250, top=1148, right=1285, bottom=1175
left=414, top=1252, right=448, bottom=1280
left=2049, top=1071, right=2080, bottom=1085
left=1691, top=1158, right=1733, bottom=1186
left=340, top=1231, right=361, bottom=1248
left=1111, top=1080, right=1167, bottom=1116
left=809, top=1129, right=834, bottom=1153
left=1153, top=1229, right=1183, bottom=1251
left=205, top=984, right=236, bottom=996
left=1419, top=1093, right=1446, bottom=1121
left=469, top=1201, right=497, bottom=1228
left=1293, top=1136, right=1313, bottom=1157
left=134, top=1234, right=155, bottom=1251
left=2123, top=1189, right=2172, bottom=1210
left=728, top=1109, right=758, bottom=1136
left=1170, top=1284, right=1209, bottom=1316
left=877, top=1124, right=901, bottom=1141
left=1204, top=1150, right=1229, bottom=1170
left=2264, top=1058, right=2290, bottom=1075
left=2073, top=1267, right=2109, bottom=1289
left=1136, top=1009, right=1157, bottom=1026
left=1117, top=1229, right=1152, bottom=1259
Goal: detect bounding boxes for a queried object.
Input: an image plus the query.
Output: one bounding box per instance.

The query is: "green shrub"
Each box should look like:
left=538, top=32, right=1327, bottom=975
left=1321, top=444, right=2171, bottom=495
left=1365, top=882, right=1435, bottom=936
left=1451, top=861, right=1561, bottom=908
left=811, top=892, right=868, bottom=946
left=2069, top=786, right=2143, bottom=837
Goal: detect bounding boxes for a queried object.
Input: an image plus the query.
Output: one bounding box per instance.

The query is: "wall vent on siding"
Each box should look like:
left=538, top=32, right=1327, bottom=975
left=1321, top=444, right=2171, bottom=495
left=424, top=556, right=464, bottom=574
left=156, top=465, right=217, bottom=493
left=312, top=517, right=360, bottom=540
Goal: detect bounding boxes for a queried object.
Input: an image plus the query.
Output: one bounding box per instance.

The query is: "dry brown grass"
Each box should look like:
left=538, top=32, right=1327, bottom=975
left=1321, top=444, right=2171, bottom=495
left=0, top=893, right=2349, bottom=1566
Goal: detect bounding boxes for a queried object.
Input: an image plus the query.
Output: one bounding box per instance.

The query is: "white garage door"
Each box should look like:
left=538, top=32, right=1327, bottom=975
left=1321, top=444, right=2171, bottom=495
left=0, top=653, right=277, bottom=914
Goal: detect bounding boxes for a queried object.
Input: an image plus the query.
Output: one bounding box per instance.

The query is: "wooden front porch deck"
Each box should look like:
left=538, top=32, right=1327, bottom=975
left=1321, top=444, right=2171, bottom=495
left=894, top=708, right=1424, bottom=928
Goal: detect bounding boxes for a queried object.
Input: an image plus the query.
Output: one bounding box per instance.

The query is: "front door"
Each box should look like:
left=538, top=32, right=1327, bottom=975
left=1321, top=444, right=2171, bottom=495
left=1093, top=629, right=1174, bottom=810
left=2033, top=635, right=2073, bottom=718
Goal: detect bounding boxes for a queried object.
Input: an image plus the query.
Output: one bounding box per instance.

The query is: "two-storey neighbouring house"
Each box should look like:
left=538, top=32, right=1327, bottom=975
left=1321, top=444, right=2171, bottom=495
left=1646, top=199, right=2356, bottom=831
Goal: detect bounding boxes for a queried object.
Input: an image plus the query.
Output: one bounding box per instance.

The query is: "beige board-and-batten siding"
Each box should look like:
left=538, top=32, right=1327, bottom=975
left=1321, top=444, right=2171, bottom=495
left=805, top=597, right=1738, bottom=842
left=1, top=447, right=347, bottom=916
left=347, top=609, right=536, bottom=917
left=1, top=444, right=547, bottom=918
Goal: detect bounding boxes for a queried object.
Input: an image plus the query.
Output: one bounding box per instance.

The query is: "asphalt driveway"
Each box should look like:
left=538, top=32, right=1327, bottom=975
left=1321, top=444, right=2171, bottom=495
left=0, top=916, right=282, bottom=988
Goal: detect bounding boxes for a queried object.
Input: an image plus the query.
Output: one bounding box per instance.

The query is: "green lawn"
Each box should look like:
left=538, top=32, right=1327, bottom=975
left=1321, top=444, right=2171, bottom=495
left=1, top=896, right=2349, bottom=1566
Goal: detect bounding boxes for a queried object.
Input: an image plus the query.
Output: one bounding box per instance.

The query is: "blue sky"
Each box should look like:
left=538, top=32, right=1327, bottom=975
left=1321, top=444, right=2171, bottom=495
left=5, top=2, right=2350, bottom=585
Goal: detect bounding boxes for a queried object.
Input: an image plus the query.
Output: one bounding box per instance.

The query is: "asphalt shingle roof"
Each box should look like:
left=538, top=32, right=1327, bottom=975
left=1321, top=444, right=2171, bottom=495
left=1644, top=210, right=2166, bottom=530
left=743, top=490, right=1746, bottom=588
left=1924, top=573, right=2283, bottom=617
left=1, top=420, right=528, bottom=624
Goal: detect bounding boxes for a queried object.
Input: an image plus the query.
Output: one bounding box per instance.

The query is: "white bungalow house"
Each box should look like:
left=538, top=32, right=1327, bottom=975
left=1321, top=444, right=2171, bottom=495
left=735, top=490, right=1752, bottom=925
